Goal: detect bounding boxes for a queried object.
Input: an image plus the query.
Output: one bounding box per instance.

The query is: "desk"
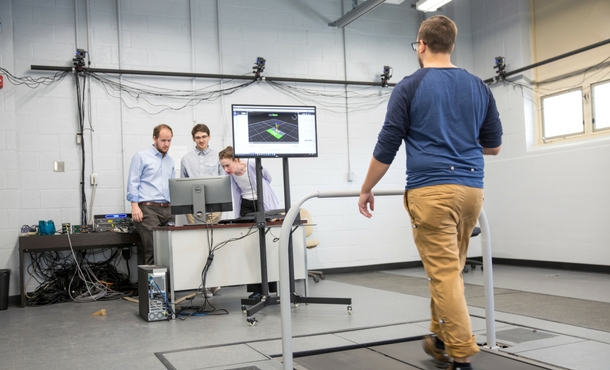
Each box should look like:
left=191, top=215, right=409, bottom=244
left=153, top=222, right=306, bottom=311
left=18, top=233, right=141, bottom=307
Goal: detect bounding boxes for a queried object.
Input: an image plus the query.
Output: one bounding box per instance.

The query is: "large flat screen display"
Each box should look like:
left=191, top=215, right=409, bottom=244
left=231, top=104, right=318, bottom=158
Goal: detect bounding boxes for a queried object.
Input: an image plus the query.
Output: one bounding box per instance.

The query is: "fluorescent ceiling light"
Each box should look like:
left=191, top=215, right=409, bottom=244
left=328, top=0, right=386, bottom=28
left=384, top=0, right=405, bottom=4
left=415, top=0, right=452, bottom=12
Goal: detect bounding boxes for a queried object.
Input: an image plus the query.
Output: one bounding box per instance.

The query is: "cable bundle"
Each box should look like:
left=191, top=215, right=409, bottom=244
left=0, top=67, right=68, bottom=88
left=174, top=224, right=258, bottom=320
left=26, top=248, right=137, bottom=306
left=87, top=72, right=256, bottom=115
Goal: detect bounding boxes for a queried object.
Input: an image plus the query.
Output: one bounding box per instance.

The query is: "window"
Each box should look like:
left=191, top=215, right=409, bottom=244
left=541, top=89, right=584, bottom=140
left=531, top=0, right=610, bottom=144
left=592, top=80, right=610, bottom=131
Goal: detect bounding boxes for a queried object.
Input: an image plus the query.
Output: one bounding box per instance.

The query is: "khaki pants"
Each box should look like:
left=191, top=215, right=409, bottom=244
left=404, top=184, right=483, bottom=358
left=186, top=212, right=222, bottom=225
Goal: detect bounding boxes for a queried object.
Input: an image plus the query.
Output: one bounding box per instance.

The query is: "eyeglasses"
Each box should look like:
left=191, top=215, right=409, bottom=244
left=411, top=40, right=426, bottom=51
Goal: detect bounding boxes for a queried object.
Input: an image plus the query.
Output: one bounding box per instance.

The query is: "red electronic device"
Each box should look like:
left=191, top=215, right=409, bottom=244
left=0, top=75, right=3, bottom=89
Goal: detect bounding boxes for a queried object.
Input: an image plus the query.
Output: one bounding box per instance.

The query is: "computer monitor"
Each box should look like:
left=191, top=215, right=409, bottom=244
left=231, top=104, right=318, bottom=158
left=169, top=176, right=233, bottom=224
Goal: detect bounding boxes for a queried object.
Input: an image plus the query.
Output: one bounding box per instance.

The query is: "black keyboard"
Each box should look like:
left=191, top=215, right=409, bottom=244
left=218, top=216, right=256, bottom=224
left=218, top=214, right=285, bottom=225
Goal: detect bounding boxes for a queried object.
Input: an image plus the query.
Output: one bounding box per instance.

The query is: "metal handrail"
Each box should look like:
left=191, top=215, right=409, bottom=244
left=277, top=189, right=496, bottom=369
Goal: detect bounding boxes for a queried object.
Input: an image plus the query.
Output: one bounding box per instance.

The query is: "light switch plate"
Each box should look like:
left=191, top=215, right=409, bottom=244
left=54, top=161, right=65, bottom=172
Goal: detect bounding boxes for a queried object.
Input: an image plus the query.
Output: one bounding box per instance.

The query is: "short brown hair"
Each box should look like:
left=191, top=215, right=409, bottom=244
left=218, top=146, right=235, bottom=161
left=417, top=15, right=457, bottom=54
left=153, top=124, right=173, bottom=138
left=191, top=123, right=210, bottom=137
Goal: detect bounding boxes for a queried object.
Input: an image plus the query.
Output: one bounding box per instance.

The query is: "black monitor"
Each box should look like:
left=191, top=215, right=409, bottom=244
left=231, top=104, right=318, bottom=158
left=169, top=176, right=233, bottom=224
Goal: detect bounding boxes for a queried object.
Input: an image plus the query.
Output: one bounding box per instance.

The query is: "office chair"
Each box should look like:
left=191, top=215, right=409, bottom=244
left=464, top=226, right=483, bottom=273
left=300, top=208, right=325, bottom=283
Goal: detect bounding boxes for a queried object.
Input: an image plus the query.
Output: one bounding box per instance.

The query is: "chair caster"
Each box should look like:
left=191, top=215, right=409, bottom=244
left=347, top=306, right=352, bottom=315
left=241, top=305, right=247, bottom=314
left=312, top=275, right=320, bottom=283
left=247, top=317, right=258, bottom=326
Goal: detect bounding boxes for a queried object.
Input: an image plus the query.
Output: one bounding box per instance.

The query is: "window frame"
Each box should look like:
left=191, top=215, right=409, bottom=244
left=540, top=87, right=585, bottom=142
left=591, top=79, right=610, bottom=133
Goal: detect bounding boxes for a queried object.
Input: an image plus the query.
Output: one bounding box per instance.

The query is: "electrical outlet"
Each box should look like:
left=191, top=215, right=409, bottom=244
left=91, top=173, right=98, bottom=185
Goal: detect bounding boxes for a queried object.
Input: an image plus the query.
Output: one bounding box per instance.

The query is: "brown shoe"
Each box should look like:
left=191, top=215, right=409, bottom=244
left=423, top=335, right=451, bottom=366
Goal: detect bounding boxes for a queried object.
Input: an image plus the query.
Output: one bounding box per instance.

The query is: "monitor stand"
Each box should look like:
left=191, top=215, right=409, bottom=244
left=191, top=183, right=207, bottom=224
left=240, top=158, right=351, bottom=325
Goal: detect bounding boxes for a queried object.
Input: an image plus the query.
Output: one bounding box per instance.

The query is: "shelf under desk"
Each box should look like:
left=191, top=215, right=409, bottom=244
left=18, top=232, right=141, bottom=307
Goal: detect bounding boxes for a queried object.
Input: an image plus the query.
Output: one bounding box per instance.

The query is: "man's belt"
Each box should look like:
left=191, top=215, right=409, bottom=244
left=138, top=202, right=170, bottom=208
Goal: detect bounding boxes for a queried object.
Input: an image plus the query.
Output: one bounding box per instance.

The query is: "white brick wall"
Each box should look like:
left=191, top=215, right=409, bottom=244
left=3, top=0, right=607, bottom=297
left=3, top=0, right=410, bottom=295
left=469, top=0, right=610, bottom=266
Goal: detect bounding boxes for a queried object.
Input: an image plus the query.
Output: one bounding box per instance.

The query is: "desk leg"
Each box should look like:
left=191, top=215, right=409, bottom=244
left=303, top=239, right=310, bottom=297
left=20, top=249, right=25, bottom=308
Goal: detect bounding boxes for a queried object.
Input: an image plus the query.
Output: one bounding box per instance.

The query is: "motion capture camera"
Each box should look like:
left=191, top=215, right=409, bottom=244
left=75, top=49, right=87, bottom=59
left=381, top=65, right=393, bottom=88
left=493, top=56, right=506, bottom=79
left=253, top=57, right=266, bottom=78
left=255, top=57, right=266, bottom=70
left=73, top=48, right=88, bottom=69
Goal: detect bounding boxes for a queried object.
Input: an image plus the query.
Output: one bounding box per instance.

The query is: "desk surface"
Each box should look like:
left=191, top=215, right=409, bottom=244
left=19, top=232, right=141, bottom=251
left=152, top=219, right=289, bottom=232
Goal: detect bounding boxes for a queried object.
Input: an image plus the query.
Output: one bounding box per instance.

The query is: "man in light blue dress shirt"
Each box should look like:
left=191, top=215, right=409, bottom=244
left=126, top=124, right=175, bottom=265
left=180, top=123, right=223, bottom=224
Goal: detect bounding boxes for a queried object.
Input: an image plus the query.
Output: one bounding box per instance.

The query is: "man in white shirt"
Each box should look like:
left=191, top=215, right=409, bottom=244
left=180, top=124, right=223, bottom=298
left=180, top=123, right=223, bottom=224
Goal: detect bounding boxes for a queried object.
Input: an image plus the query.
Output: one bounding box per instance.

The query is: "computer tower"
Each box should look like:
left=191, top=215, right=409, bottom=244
left=138, top=265, right=169, bottom=322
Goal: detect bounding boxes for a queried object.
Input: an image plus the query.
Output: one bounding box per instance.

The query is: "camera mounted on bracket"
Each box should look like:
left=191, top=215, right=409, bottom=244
left=381, top=65, right=393, bottom=88
left=253, top=57, right=266, bottom=80
left=73, top=48, right=88, bottom=70
left=493, top=56, right=506, bottom=80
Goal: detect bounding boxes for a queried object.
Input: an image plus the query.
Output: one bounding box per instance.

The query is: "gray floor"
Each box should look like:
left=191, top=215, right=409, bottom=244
left=1, top=265, right=609, bottom=370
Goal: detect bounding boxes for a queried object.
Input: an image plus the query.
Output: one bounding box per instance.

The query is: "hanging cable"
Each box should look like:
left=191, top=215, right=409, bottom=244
left=0, top=67, right=68, bottom=88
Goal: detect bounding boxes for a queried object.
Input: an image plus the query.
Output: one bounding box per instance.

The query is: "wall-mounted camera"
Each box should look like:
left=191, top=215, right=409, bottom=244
left=253, top=57, right=266, bottom=79
left=75, top=49, right=87, bottom=59
left=381, top=65, right=393, bottom=88
left=73, top=48, right=88, bottom=69
left=493, top=56, right=506, bottom=79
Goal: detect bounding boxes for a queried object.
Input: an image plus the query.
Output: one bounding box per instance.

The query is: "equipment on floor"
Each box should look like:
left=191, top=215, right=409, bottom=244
left=138, top=265, right=169, bottom=322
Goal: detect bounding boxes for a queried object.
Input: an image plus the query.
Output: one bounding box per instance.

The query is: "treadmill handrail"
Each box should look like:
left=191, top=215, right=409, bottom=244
left=278, top=189, right=496, bottom=370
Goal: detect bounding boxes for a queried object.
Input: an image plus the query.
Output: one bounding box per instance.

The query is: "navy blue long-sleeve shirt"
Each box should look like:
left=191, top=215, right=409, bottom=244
left=373, top=68, right=503, bottom=190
